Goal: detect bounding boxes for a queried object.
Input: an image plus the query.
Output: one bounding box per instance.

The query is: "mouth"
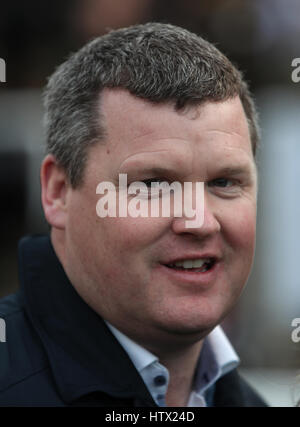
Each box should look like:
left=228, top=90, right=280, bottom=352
left=163, top=258, right=217, bottom=273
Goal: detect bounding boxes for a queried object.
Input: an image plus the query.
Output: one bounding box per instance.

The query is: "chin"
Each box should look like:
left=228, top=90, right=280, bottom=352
left=157, top=313, right=221, bottom=340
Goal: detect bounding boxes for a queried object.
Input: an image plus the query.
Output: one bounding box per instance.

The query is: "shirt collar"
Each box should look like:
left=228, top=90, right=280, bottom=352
left=192, top=325, right=240, bottom=396
left=203, top=325, right=240, bottom=381
left=106, top=322, right=158, bottom=372
left=106, top=321, right=169, bottom=406
left=107, top=321, right=240, bottom=406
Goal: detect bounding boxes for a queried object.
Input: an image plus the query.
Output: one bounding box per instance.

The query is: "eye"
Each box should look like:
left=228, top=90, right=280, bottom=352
left=208, top=178, right=235, bottom=188
left=207, top=177, right=243, bottom=198
left=142, top=178, right=167, bottom=188
left=131, top=178, right=171, bottom=199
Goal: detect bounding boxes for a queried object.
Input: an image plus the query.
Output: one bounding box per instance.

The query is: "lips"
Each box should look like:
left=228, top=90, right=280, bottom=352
left=166, top=258, right=215, bottom=273
left=157, top=257, right=221, bottom=288
left=162, top=253, right=220, bottom=272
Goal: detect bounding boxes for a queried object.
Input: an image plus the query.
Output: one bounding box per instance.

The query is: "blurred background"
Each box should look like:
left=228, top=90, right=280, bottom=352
left=0, top=0, right=299, bottom=406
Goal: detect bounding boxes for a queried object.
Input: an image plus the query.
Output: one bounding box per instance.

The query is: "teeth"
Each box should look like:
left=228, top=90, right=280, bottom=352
left=173, top=258, right=211, bottom=269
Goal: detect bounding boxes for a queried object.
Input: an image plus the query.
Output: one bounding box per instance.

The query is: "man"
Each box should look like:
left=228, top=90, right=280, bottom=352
left=0, top=23, right=266, bottom=407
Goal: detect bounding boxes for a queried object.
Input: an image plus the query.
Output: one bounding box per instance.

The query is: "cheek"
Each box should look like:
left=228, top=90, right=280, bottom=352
left=223, top=202, right=256, bottom=254
left=220, top=203, right=257, bottom=300
left=215, top=204, right=257, bottom=308
left=94, top=217, right=174, bottom=293
left=97, top=216, right=170, bottom=253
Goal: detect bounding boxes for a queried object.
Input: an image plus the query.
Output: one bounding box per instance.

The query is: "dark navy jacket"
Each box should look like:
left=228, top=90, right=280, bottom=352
left=0, top=235, right=267, bottom=407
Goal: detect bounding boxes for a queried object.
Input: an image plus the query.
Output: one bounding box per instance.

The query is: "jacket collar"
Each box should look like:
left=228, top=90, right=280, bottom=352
left=18, top=235, right=156, bottom=405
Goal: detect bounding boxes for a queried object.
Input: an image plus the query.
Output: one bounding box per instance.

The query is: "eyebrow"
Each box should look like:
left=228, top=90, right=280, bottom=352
left=119, top=165, right=188, bottom=181
left=215, top=166, right=254, bottom=176
left=122, top=165, right=254, bottom=176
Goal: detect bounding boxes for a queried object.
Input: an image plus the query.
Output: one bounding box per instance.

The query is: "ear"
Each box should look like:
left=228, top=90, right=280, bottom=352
left=40, top=154, right=70, bottom=229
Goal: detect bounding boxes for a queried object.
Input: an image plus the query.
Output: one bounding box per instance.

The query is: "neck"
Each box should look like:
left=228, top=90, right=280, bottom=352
left=158, top=340, right=203, bottom=407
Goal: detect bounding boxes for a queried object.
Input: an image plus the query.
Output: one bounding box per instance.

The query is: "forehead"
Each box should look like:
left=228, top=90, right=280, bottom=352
left=102, top=87, right=248, bottom=134
left=92, top=88, right=254, bottom=179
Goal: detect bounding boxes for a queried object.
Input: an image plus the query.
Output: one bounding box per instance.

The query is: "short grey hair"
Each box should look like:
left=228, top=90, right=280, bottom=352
left=44, top=22, right=259, bottom=188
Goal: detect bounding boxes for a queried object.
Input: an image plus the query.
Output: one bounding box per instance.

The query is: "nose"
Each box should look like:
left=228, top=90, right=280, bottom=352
left=171, top=191, right=221, bottom=238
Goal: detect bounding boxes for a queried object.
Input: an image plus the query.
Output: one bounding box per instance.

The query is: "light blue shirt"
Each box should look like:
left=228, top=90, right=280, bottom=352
left=106, top=322, right=240, bottom=407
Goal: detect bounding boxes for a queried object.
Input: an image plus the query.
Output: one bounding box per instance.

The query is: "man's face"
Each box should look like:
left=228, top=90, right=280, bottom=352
left=63, top=89, right=257, bottom=347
